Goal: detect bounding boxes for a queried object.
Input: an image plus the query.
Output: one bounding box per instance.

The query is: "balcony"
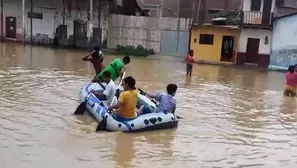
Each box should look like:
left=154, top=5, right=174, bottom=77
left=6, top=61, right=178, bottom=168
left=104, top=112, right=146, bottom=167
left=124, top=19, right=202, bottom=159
left=241, top=11, right=273, bottom=28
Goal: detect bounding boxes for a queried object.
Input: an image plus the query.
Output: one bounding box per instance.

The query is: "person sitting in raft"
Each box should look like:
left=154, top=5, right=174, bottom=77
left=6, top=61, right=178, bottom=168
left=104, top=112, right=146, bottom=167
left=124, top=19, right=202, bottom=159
left=82, top=47, right=105, bottom=81
left=284, top=65, right=297, bottom=97
left=138, top=84, right=178, bottom=115
left=107, top=76, right=138, bottom=121
left=93, top=56, right=130, bottom=82
left=90, top=71, right=117, bottom=106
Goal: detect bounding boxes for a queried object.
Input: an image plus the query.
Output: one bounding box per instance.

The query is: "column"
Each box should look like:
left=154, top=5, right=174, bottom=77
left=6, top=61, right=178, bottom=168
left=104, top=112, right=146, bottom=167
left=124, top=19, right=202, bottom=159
left=88, top=0, right=93, bottom=47
left=0, top=0, right=3, bottom=41
left=22, top=0, right=25, bottom=43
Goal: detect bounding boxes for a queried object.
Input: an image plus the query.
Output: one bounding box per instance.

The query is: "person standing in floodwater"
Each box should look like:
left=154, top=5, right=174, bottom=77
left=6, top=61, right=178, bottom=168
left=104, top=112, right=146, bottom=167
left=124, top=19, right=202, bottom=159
left=185, top=50, right=195, bottom=76
left=284, top=65, right=297, bottom=97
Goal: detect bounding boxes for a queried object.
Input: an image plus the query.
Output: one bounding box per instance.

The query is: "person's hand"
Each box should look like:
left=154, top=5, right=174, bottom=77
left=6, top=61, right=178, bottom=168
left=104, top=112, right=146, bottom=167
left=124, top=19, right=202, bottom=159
left=92, top=78, right=97, bottom=82
left=107, top=106, right=113, bottom=112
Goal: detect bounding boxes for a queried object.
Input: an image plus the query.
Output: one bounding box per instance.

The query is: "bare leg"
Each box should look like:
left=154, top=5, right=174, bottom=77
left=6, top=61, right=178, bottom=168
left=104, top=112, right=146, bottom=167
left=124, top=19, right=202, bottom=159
left=138, top=105, right=144, bottom=115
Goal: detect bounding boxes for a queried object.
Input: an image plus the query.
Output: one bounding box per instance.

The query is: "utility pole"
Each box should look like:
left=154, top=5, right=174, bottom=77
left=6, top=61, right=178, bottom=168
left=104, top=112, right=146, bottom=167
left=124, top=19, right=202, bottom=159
left=22, top=0, right=25, bottom=43
left=196, top=0, right=202, bottom=24
left=176, top=0, right=180, bottom=55
left=62, top=0, right=65, bottom=25
left=30, top=0, right=33, bottom=44
left=191, top=0, right=196, bottom=24
left=98, top=0, right=101, bottom=45
left=159, top=0, right=163, bottom=18
left=88, top=0, right=93, bottom=48
left=0, top=0, right=3, bottom=41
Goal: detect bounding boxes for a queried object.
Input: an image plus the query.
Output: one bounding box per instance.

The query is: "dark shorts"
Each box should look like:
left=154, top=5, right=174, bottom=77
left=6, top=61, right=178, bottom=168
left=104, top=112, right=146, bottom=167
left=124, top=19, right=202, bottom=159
left=187, top=64, right=193, bottom=70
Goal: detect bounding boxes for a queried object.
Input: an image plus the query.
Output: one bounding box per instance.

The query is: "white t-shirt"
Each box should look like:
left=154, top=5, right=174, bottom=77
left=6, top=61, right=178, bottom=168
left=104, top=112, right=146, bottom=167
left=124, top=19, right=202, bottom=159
left=103, top=80, right=117, bottom=106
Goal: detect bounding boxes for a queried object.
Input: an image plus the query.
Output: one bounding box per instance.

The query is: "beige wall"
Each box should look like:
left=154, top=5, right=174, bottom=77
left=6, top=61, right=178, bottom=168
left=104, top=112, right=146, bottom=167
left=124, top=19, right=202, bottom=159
left=107, top=14, right=191, bottom=52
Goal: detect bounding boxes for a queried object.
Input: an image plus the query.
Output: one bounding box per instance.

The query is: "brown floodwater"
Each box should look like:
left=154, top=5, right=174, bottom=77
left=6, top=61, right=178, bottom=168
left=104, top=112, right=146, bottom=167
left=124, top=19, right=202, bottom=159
left=0, top=42, right=297, bottom=168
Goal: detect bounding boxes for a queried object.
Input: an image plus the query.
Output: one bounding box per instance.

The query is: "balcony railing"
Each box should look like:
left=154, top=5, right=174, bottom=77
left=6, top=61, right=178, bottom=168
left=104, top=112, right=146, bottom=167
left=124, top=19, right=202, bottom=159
left=241, top=11, right=272, bottom=26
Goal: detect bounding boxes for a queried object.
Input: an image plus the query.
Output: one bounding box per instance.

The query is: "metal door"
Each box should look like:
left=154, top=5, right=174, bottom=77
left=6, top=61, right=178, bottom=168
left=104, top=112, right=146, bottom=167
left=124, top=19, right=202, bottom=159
left=160, top=30, right=178, bottom=56
left=5, top=17, right=16, bottom=39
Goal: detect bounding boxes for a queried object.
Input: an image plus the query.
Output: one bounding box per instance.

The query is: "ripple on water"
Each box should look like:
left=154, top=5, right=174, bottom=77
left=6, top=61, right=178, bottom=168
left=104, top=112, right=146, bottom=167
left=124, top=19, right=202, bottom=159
left=1, top=48, right=297, bottom=167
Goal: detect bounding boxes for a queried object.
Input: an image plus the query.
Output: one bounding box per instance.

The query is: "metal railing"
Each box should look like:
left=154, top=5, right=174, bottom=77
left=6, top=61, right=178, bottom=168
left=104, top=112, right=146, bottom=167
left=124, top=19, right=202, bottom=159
left=241, top=11, right=272, bottom=25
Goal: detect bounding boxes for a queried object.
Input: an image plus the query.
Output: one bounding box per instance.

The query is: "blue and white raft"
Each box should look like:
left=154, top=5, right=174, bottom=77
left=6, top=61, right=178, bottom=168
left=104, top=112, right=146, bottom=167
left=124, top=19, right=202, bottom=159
left=79, top=83, right=179, bottom=132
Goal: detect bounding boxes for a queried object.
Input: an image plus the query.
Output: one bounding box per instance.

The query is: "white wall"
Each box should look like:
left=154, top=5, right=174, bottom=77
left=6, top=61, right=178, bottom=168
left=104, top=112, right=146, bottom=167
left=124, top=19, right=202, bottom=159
left=2, top=0, right=109, bottom=44
left=270, top=14, right=297, bottom=68
left=239, top=29, right=272, bottom=54
left=2, top=0, right=23, bottom=40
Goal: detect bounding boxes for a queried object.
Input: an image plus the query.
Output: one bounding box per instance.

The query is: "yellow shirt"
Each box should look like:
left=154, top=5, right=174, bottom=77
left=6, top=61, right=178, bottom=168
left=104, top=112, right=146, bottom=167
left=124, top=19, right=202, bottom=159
left=117, top=89, right=138, bottom=119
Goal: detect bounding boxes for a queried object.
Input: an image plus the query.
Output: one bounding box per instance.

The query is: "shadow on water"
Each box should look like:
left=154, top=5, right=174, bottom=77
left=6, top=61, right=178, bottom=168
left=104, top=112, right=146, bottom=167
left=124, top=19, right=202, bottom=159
left=1, top=42, right=297, bottom=168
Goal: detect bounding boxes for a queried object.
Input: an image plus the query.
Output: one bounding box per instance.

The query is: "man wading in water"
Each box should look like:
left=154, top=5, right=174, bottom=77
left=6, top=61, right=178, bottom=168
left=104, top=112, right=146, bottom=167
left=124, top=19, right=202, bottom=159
left=82, top=47, right=105, bottom=81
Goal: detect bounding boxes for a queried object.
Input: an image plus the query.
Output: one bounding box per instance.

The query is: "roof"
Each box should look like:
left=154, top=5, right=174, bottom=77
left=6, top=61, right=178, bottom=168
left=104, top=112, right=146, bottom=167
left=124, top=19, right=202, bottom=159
left=274, top=11, right=297, bottom=20
left=192, top=23, right=240, bottom=29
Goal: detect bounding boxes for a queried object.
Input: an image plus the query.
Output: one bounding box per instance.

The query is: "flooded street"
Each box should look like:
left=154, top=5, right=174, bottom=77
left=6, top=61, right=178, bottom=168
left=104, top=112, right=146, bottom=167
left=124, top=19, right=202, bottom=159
left=1, top=42, right=297, bottom=168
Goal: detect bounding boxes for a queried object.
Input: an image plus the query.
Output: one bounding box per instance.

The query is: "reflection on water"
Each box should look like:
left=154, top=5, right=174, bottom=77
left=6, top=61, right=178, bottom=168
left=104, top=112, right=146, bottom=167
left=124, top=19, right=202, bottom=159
left=1, top=42, right=297, bottom=168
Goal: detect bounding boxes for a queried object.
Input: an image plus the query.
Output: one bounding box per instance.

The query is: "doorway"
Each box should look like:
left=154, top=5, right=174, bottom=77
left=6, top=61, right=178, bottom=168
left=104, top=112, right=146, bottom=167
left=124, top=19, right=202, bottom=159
left=5, top=17, right=16, bottom=39
left=73, top=20, right=87, bottom=48
left=262, top=0, right=272, bottom=25
left=221, top=36, right=234, bottom=62
left=245, top=38, right=260, bottom=63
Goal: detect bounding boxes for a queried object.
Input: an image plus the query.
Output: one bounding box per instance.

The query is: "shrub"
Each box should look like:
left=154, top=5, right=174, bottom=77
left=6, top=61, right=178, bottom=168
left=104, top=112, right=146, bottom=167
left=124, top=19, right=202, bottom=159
left=115, top=45, right=155, bottom=57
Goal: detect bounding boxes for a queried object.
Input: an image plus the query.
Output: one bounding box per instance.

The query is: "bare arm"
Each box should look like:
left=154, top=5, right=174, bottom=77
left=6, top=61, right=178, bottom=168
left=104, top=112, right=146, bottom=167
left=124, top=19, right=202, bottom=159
left=82, top=50, right=95, bottom=61
left=108, top=101, right=122, bottom=111
left=92, top=91, right=107, bottom=100
left=119, top=65, right=126, bottom=80
left=146, top=92, right=157, bottom=99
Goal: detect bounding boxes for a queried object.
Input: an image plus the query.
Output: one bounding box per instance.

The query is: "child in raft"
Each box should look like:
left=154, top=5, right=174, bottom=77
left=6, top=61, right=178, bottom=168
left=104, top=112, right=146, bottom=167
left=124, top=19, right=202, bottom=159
left=284, top=65, right=297, bottom=97
left=138, top=84, right=178, bottom=115
left=185, top=50, right=195, bottom=76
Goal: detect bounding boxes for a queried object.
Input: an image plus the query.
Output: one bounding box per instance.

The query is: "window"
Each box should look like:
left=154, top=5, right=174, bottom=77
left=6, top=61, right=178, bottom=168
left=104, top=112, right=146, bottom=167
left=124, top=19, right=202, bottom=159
left=28, top=12, right=43, bottom=19
left=276, top=0, right=284, bottom=6
left=208, top=9, right=221, bottom=14
left=251, top=0, right=261, bottom=11
left=199, top=34, right=214, bottom=45
left=194, top=38, right=197, bottom=43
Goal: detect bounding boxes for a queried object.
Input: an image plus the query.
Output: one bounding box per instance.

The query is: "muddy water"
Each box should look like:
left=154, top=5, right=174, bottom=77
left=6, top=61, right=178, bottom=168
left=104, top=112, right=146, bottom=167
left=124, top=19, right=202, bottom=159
left=0, top=42, right=297, bottom=168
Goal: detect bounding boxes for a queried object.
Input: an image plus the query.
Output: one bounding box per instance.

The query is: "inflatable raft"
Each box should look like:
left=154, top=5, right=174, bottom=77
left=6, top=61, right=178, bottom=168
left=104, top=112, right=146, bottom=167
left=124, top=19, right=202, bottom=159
left=78, top=83, right=178, bottom=132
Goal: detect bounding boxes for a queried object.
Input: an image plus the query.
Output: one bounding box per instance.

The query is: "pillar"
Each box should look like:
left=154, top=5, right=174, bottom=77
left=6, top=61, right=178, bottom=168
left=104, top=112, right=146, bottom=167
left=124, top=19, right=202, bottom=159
left=30, top=0, right=33, bottom=44
left=22, top=0, right=25, bottom=43
left=88, top=0, right=93, bottom=47
left=0, top=0, right=3, bottom=41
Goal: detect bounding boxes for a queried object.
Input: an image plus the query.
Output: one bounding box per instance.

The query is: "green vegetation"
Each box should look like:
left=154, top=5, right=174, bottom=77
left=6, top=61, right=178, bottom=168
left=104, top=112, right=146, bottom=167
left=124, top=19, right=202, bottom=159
left=115, top=45, right=155, bottom=57
left=214, top=10, right=241, bottom=25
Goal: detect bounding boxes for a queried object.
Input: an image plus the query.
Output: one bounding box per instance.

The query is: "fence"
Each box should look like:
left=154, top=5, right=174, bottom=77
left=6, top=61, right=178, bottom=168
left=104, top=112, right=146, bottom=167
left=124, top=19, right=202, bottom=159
left=107, top=14, right=191, bottom=56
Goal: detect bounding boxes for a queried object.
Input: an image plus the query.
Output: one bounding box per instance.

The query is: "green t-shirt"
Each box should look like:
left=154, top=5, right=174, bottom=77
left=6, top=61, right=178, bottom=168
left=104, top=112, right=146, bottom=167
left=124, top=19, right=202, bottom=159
left=96, top=59, right=124, bottom=81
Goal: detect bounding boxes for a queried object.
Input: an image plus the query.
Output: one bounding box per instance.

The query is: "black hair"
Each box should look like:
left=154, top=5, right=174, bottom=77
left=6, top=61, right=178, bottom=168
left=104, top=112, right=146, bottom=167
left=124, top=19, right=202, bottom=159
left=189, top=50, right=194, bottom=54
left=102, top=71, right=111, bottom=78
left=92, top=51, right=100, bottom=58
left=94, top=46, right=100, bottom=52
left=123, top=56, right=130, bottom=64
left=288, top=65, right=295, bottom=73
left=167, top=84, right=178, bottom=95
left=123, top=76, right=136, bottom=89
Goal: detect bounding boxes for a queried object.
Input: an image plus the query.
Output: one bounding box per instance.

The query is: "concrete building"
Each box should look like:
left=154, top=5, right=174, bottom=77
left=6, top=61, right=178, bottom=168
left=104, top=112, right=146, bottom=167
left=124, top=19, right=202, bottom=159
left=270, top=13, right=297, bottom=70
left=190, top=25, right=240, bottom=64
left=237, top=0, right=276, bottom=67
left=0, top=0, right=110, bottom=48
left=189, top=0, right=297, bottom=66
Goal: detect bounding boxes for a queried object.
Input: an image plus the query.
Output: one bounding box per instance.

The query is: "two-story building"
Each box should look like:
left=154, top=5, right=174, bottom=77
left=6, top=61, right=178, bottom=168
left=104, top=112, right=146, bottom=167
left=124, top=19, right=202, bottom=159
left=237, top=0, right=275, bottom=67
left=190, top=0, right=297, bottom=68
